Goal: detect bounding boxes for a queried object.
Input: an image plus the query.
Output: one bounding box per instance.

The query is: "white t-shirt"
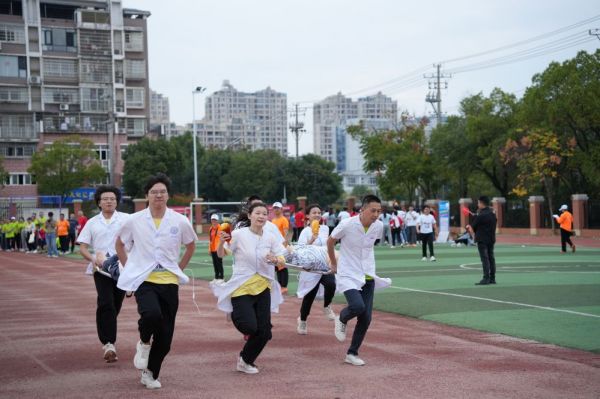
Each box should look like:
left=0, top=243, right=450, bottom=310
left=116, top=208, right=197, bottom=291
left=77, top=211, right=130, bottom=274
left=417, top=214, right=436, bottom=234
left=405, top=211, right=418, bottom=227
left=297, top=224, right=329, bottom=246
left=337, top=210, right=351, bottom=221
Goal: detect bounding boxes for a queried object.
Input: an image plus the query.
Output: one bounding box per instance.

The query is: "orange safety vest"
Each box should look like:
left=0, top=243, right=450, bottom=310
left=209, top=224, right=220, bottom=252
left=556, top=211, right=573, bottom=232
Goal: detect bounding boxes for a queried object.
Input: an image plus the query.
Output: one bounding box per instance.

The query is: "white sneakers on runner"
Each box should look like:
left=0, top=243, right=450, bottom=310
left=134, top=340, right=151, bottom=370
left=334, top=316, right=347, bottom=342
left=102, top=342, right=117, bottom=363
left=297, top=317, right=308, bottom=335
left=323, top=305, right=336, bottom=321
left=140, top=369, right=161, bottom=389
left=421, top=257, right=428, bottom=261
left=430, top=256, right=436, bottom=262
left=345, top=354, right=366, bottom=366
left=237, top=356, right=259, bottom=374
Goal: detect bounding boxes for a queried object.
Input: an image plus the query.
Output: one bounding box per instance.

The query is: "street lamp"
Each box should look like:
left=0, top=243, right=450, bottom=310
left=192, top=86, right=206, bottom=198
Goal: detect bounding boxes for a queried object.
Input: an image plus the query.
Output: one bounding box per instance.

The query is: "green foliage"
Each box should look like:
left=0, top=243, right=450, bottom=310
left=0, top=156, right=8, bottom=188
left=283, top=154, right=343, bottom=206
left=27, top=136, right=106, bottom=197
left=351, top=184, right=374, bottom=198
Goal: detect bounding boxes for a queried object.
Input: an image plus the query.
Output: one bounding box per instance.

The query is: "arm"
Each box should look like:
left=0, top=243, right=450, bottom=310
left=217, top=231, right=230, bottom=258
left=179, top=241, right=196, bottom=270
left=327, top=236, right=338, bottom=274
left=79, top=243, right=101, bottom=267
left=115, top=237, right=128, bottom=266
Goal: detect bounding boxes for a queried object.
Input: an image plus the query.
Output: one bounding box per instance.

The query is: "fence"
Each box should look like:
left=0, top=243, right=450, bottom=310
left=504, top=199, right=529, bottom=228
left=589, top=199, right=600, bottom=229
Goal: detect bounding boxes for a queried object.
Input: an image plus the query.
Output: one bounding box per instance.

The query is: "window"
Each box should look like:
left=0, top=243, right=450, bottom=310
left=6, top=173, right=35, bottom=185
left=42, top=28, right=77, bottom=52
left=40, top=3, right=76, bottom=20
left=43, top=58, right=78, bottom=78
left=81, top=87, right=110, bottom=112
left=95, top=144, right=109, bottom=169
left=126, top=118, right=145, bottom=136
left=0, top=115, right=35, bottom=139
left=79, top=59, right=112, bottom=83
left=124, top=59, right=145, bottom=79
left=0, top=86, right=28, bottom=103
left=126, top=88, right=144, bottom=108
left=0, top=24, right=25, bottom=43
left=43, top=87, right=79, bottom=104
left=0, top=144, right=36, bottom=158
left=114, top=60, right=123, bottom=84
left=0, top=1, right=23, bottom=16
left=0, top=55, right=27, bottom=78
left=124, top=31, right=143, bottom=51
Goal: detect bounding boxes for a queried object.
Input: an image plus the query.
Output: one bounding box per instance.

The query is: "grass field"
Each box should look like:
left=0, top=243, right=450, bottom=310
left=184, top=243, right=600, bottom=353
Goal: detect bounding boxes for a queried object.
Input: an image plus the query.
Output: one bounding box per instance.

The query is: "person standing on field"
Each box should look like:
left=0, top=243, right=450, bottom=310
left=554, top=204, right=576, bottom=253
left=467, top=196, right=497, bottom=286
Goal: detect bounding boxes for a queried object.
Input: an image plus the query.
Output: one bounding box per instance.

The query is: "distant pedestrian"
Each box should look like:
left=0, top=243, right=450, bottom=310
left=468, top=196, right=497, bottom=285
left=405, top=206, right=418, bottom=246
left=417, top=205, right=437, bottom=261
left=553, top=204, right=576, bottom=253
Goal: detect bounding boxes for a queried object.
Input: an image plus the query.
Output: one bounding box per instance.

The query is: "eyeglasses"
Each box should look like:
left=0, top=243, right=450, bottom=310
left=100, top=197, right=117, bottom=202
left=149, top=190, right=168, bottom=196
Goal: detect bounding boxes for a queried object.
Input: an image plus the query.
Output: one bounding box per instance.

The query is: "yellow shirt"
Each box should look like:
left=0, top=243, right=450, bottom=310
left=145, top=218, right=179, bottom=285
left=231, top=273, right=271, bottom=297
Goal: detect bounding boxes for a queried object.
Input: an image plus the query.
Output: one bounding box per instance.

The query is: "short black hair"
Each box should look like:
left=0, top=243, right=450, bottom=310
left=48, top=211, right=54, bottom=218
left=479, top=196, right=490, bottom=206
left=361, top=194, right=381, bottom=207
left=423, top=205, right=430, bottom=210
left=306, top=203, right=321, bottom=215
left=144, top=173, right=171, bottom=195
left=248, top=201, right=268, bottom=215
left=94, top=185, right=121, bottom=208
left=247, top=194, right=262, bottom=203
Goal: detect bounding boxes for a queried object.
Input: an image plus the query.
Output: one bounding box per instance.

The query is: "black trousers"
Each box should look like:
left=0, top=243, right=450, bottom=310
left=340, top=280, right=375, bottom=356
left=135, top=282, right=179, bottom=380
left=68, top=232, right=76, bottom=252
left=300, top=274, right=336, bottom=321
left=58, top=235, right=69, bottom=252
left=210, top=251, right=224, bottom=279
left=93, top=272, right=125, bottom=345
left=231, top=288, right=272, bottom=365
left=477, top=242, right=496, bottom=280
left=277, top=267, right=288, bottom=288
left=560, top=228, right=574, bottom=252
left=421, top=233, right=434, bottom=257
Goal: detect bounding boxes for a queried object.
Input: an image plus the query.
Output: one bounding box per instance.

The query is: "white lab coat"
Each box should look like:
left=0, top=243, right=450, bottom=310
left=296, top=224, right=330, bottom=298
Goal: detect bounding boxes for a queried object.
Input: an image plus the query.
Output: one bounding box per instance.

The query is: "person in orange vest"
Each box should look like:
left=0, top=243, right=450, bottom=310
left=553, top=204, right=576, bottom=253
left=271, top=202, right=290, bottom=294
left=209, top=214, right=225, bottom=285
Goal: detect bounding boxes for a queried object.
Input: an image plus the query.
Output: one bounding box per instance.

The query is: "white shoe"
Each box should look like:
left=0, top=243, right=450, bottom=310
left=102, top=342, right=117, bottom=363
left=32, top=250, right=38, bottom=254
left=421, top=257, right=428, bottom=261
left=140, top=369, right=161, bottom=389
left=215, top=279, right=225, bottom=285
left=345, top=354, right=365, bottom=366
left=297, top=317, right=307, bottom=335
left=134, top=340, right=151, bottom=370
left=323, top=305, right=336, bottom=321
left=430, top=256, right=436, bottom=262
left=237, top=356, right=259, bottom=374
left=334, top=316, right=346, bottom=342
left=209, top=279, right=217, bottom=285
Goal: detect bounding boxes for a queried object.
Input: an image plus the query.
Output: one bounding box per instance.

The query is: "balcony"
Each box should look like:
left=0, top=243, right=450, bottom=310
left=42, top=114, right=112, bottom=134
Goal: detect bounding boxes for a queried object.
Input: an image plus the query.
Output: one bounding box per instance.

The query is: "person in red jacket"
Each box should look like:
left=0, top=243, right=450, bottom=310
left=293, top=208, right=305, bottom=242
left=553, top=204, right=576, bottom=253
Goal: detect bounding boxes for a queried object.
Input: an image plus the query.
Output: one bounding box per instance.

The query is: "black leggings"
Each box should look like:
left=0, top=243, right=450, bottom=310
left=560, top=228, right=574, bottom=252
left=58, top=235, right=69, bottom=252
left=421, top=233, right=434, bottom=257
left=300, top=274, right=336, bottom=321
left=210, top=251, right=224, bottom=279
left=231, top=288, right=272, bottom=365
left=277, top=267, right=288, bottom=288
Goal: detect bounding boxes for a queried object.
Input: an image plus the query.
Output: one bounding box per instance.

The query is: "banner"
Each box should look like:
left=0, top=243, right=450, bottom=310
left=436, top=200, right=450, bottom=243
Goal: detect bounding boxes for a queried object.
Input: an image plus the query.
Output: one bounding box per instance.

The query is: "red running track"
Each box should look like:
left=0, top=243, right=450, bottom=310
left=1, top=252, right=599, bottom=399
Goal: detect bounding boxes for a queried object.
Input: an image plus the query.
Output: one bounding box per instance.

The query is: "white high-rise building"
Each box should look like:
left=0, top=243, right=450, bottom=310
left=150, top=89, right=170, bottom=127
left=196, top=80, right=287, bottom=156
left=313, top=92, right=358, bottom=163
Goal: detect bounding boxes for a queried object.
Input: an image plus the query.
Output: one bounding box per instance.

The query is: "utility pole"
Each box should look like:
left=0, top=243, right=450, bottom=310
left=289, top=103, right=306, bottom=158
left=424, top=64, right=451, bottom=126
left=590, top=29, right=600, bottom=40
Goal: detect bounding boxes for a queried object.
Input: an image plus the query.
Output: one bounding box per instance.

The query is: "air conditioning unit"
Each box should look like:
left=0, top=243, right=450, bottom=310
left=29, top=76, right=42, bottom=85
left=59, top=104, right=69, bottom=111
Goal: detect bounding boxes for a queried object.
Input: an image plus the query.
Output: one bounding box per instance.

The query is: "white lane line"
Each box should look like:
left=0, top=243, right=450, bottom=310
left=388, top=285, right=600, bottom=319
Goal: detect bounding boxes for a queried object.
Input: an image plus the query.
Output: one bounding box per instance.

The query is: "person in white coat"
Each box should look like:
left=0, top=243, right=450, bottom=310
left=296, top=204, right=336, bottom=335
left=115, top=174, right=197, bottom=389
left=213, top=202, right=287, bottom=375
left=327, top=194, right=391, bottom=366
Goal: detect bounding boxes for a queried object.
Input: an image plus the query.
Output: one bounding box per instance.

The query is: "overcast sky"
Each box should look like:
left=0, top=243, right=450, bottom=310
left=124, top=0, right=599, bottom=155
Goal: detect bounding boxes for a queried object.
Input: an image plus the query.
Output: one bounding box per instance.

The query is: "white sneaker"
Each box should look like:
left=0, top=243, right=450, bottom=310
left=32, top=250, right=38, bottom=254
left=323, top=305, right=336, bottom=321
left=430, top=256, right=436, bottom=262
left=345, top=354, right=365, bottom=366
left=297, top=317, right=308, bottom=335
left=237, top=356, right=259, bottom=374
left=209, top=279, right=217, bottom=285
left=421, top=257, right=428, bottom=261
left=334, top=316, right=347, bottom=342
left=140, top=369, right=161, bottom=389
left=134, top=340, right=151, bottom=370
left=102, top=342, right=117, bottom=363
left=215, top=279, right=225, bottom=285
left=390, top=245, right=395, bottom=249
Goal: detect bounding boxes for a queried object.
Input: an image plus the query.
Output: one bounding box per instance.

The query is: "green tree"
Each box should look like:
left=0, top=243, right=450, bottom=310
left=350, top=184, right=374, bottom=199
left=283, top=154, right=343, bottom=206
left=198, top=148, right=232, bottom=201
left=0, top=156, right=8, bottom=188
left=28, top=136, right=106, bottom=198
left=520, top=49, right=600, bottom=198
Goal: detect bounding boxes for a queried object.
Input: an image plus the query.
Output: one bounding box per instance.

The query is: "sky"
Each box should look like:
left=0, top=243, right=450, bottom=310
left=124, top=0, right=600, bottom=156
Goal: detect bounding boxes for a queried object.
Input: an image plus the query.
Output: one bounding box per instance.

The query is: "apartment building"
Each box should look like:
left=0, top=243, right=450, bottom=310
left=149, top=88, right=169, bottom=133
left=196, top=80, right=288, bottom=156
left=0, top=0, right=151, bottom=197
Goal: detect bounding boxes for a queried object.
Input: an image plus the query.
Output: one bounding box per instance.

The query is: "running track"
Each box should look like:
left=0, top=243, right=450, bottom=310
left=1, top=252, right=599, bottom=399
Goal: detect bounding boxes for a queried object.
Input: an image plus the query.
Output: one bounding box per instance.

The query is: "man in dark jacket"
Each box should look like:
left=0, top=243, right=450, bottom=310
left=467, top=196, right=497, bottom=285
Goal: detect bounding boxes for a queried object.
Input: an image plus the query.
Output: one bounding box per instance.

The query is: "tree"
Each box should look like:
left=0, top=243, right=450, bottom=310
left=282, top=154, right=343, bottom=206
left=0, top=156, right=8, bottom=188
left=520, top=49, right=600, bottom=198
left=350, top=184, right=374, bottom=199
left=198, top=148, right=232, bottom=201
left=28, top=136, right=106, bottom=198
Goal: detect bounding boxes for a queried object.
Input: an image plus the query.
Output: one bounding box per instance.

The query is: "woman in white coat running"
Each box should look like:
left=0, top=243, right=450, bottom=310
left=296, top=204, right=336, bottom=335
left=213, top=202, right=287, bottom=374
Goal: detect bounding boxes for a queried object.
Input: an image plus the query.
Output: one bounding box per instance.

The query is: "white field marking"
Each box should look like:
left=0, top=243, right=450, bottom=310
left=388, top=285, right=600, bottom=319
left=459, top=262, right=600, bottom=273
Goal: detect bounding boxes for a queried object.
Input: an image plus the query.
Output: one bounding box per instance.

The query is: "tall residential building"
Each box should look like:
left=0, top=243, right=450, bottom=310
left=313, top=92, right=397, bottom=191
left=150, top=89, right=170, bottom=133
left=0, top=0, right=151, bottom=197
left=196, top=80, right=287, bottom=156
